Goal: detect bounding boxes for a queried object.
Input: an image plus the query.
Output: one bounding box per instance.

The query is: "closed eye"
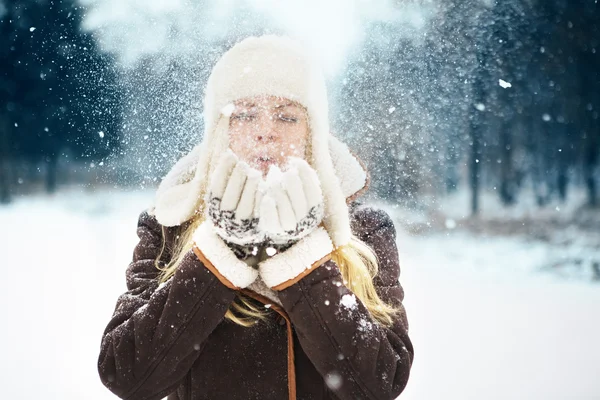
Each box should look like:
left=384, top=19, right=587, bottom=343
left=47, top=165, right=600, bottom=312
left=231, top=112, right=257, bottom=121
left=277, top=114, right=298, bottom=123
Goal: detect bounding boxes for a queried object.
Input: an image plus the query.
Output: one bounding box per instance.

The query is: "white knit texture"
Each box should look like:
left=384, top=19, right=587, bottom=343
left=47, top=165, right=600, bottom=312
left=151, top=135, right=366, bottom=228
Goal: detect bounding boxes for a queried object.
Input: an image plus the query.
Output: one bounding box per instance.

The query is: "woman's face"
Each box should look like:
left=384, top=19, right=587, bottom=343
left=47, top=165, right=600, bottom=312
left=228, top=94, right=309, bottom=176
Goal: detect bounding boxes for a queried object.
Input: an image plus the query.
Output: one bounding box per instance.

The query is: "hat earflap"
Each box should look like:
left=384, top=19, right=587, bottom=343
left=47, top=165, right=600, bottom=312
left=152, top=113, right=231, bottom=226
left=197, top=113, right=232, bottom=212
left=310, top=129, right=352, bottom=249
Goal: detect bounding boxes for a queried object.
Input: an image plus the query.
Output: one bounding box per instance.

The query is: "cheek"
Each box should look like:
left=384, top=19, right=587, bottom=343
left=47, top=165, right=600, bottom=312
left=228, top=129, right=241, bottom=152
left=285, top=127, right=308, bottom=157
left=284, top=141, right=306, bottom=158
left=228, top=128, right=253, bottom=161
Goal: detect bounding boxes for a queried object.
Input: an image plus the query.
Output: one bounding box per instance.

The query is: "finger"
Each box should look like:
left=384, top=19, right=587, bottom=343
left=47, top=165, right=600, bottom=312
left=281, top=167, right=308, bottom=220
left=236, top=168, right=261, bottom=220
left=209, top=150, right=238, bottom=199
left=270, top=182, right=297, bottom=231
left=253, top=178, right=267, bottom=219
left=259, top=193, right=282, bottom=233
left=265, top=163, right=284, bottom=187
left=289, top=157, right=323, bottom=209
left=221, top=162, right=248, bottom=211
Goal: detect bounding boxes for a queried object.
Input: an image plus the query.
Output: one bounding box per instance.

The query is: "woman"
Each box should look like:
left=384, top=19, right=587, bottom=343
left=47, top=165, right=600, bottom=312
left=97, top=35, right=414, bottom=400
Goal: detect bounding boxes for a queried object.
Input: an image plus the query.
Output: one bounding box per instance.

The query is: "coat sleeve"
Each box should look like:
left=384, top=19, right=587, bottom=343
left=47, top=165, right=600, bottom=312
left=97, top=210, right=238, bottom=400
left=275, top=206, right=414, bottom=400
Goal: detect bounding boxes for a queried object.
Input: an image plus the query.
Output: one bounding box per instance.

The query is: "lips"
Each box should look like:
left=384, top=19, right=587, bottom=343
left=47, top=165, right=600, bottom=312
left=255, top=155, right=275, bottom=166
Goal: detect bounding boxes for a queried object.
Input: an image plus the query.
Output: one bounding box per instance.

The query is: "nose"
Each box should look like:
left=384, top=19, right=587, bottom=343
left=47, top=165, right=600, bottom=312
left=256, top=134, right=276, bottom=142
left=256, top=114, right=278, bottom=142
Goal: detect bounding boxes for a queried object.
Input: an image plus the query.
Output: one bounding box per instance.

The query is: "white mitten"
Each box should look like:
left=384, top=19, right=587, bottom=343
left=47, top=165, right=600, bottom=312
left=259, top=157, right=324, bottom=245
left=207, top=150, right=266, bottom=245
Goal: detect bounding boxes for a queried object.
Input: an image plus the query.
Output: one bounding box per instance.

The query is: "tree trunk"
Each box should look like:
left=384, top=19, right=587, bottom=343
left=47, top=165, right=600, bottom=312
left=0, top=115, right=11, bottom=204
left=469, top=112, right=482, bottom=215
left=470, top=37, right=489, bottom=216
left=499, top=119, right=515, bottom=205
left=46, top=153, right=58, bottom=194
left=584, top=129, right=598, bottom=207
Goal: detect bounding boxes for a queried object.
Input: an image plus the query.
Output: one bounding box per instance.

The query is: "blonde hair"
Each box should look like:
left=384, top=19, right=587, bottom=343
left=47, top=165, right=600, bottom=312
left=154, top=202, right=403, bottom=328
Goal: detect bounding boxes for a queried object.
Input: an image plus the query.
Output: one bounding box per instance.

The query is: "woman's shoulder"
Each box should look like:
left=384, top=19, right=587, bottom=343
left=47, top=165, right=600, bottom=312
left=348, top=201, right=402, bottom=288
left=139, top=205, right=159, bottom=226
left=135, top=205, right=186, bottom=246
left=142, top=205, right=191, bottom=230
left=133, top=206, right=166, bottom=239
left=348, top=201, right=396, bottom=237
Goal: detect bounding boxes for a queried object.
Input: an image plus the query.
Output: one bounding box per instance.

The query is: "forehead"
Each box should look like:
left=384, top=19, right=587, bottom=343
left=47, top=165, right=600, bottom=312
left=233, top=95, right=305, bottom=110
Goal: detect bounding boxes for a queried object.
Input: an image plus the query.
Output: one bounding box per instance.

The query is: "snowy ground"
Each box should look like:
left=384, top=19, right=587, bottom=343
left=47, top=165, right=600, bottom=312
left=0, top=187, right=598, bottom=400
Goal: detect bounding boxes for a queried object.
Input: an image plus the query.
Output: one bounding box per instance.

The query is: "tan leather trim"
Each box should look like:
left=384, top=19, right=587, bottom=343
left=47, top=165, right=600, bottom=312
left=192, top=245, right=239, bottom=290
left=271, top=253, right=333, bottom=291
left=240, top=289, right=296, bottom=400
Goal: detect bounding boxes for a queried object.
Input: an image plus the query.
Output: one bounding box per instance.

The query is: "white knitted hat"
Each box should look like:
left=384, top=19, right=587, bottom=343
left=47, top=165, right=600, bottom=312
left=151, top=34, right=368, bottom=248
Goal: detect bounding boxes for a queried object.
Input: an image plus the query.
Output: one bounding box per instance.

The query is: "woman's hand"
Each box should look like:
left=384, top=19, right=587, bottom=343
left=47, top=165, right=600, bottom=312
left=259, top=157, right=324, bottom=245
left=207, top=150, right=266, bottom=245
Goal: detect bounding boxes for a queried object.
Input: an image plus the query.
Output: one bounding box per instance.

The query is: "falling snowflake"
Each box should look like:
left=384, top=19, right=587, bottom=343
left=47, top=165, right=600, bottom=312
left=499, top=79, right=512, bottom=88
left=357, top=317, right=374, bottom=333
left=340, top=293, right=357, bottom=310
left=325, top=371, right=343, bottom=390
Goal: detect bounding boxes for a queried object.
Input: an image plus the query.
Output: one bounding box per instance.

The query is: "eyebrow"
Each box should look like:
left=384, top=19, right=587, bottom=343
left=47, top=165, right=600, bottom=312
left=236, top=102, right=301, bottom=110
left=274, top=102, right=299, bottom=109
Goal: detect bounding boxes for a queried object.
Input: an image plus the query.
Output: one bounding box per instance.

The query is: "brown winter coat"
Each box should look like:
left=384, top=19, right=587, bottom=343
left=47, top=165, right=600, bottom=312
left=97, top=201, right=414, bottom=400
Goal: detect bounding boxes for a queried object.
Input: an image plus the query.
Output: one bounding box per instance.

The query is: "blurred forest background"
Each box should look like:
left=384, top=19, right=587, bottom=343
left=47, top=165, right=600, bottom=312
left=2, top=2, right=600, bottom=398
left=1, top=0, right=598, bottom=213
